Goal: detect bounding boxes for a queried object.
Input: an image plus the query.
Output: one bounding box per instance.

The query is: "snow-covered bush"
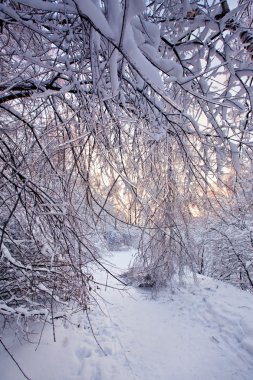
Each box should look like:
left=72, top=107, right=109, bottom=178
left=191, top=182, right=253, bottom=292
left=197, top=214, right=253, bottom=291
left=103, top=227, right=139, bottom=251
left=0, top=175, right=97, bottom=330
left=103, top=230, right=127, bottom=251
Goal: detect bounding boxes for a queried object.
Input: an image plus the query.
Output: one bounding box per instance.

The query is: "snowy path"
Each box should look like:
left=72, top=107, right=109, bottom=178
left=1, top=249, right=253, bottom=380
left=96, top=249, right=253, bottom=380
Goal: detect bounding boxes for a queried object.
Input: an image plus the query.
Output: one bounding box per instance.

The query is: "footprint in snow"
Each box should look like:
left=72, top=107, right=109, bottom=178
left=75, top=346, right=92, bottom=359
left=73, top=346, right=93, bottom=377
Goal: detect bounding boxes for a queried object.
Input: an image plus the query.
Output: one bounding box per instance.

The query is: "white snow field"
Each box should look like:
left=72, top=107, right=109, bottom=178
left=0, top=248, right=253, bottom=380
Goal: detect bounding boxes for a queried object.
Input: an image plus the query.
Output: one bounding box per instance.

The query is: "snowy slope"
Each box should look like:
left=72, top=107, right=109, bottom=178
left=0, top=249, right=253, bottom=380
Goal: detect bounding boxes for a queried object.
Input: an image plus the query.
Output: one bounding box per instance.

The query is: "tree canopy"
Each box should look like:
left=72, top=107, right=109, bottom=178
left=0, top=0, right=253, bottom=326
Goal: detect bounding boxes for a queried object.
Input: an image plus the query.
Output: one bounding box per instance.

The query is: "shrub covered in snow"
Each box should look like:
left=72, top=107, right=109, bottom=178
left=192, top=196, right=253, bottom=292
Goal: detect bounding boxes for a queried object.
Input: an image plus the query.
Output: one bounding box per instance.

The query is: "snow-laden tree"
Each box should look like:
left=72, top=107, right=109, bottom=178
left=0, top=0, right=253, bottom=330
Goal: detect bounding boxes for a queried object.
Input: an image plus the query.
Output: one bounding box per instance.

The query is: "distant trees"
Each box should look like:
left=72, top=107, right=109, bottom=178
left=192, top=159, right=253, bottom=291
left=0, top=0, right=253, bottom=331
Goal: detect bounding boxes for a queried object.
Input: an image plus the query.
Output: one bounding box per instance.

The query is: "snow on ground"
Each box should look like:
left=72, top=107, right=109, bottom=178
left=1, top=248, right=253, bottom=380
